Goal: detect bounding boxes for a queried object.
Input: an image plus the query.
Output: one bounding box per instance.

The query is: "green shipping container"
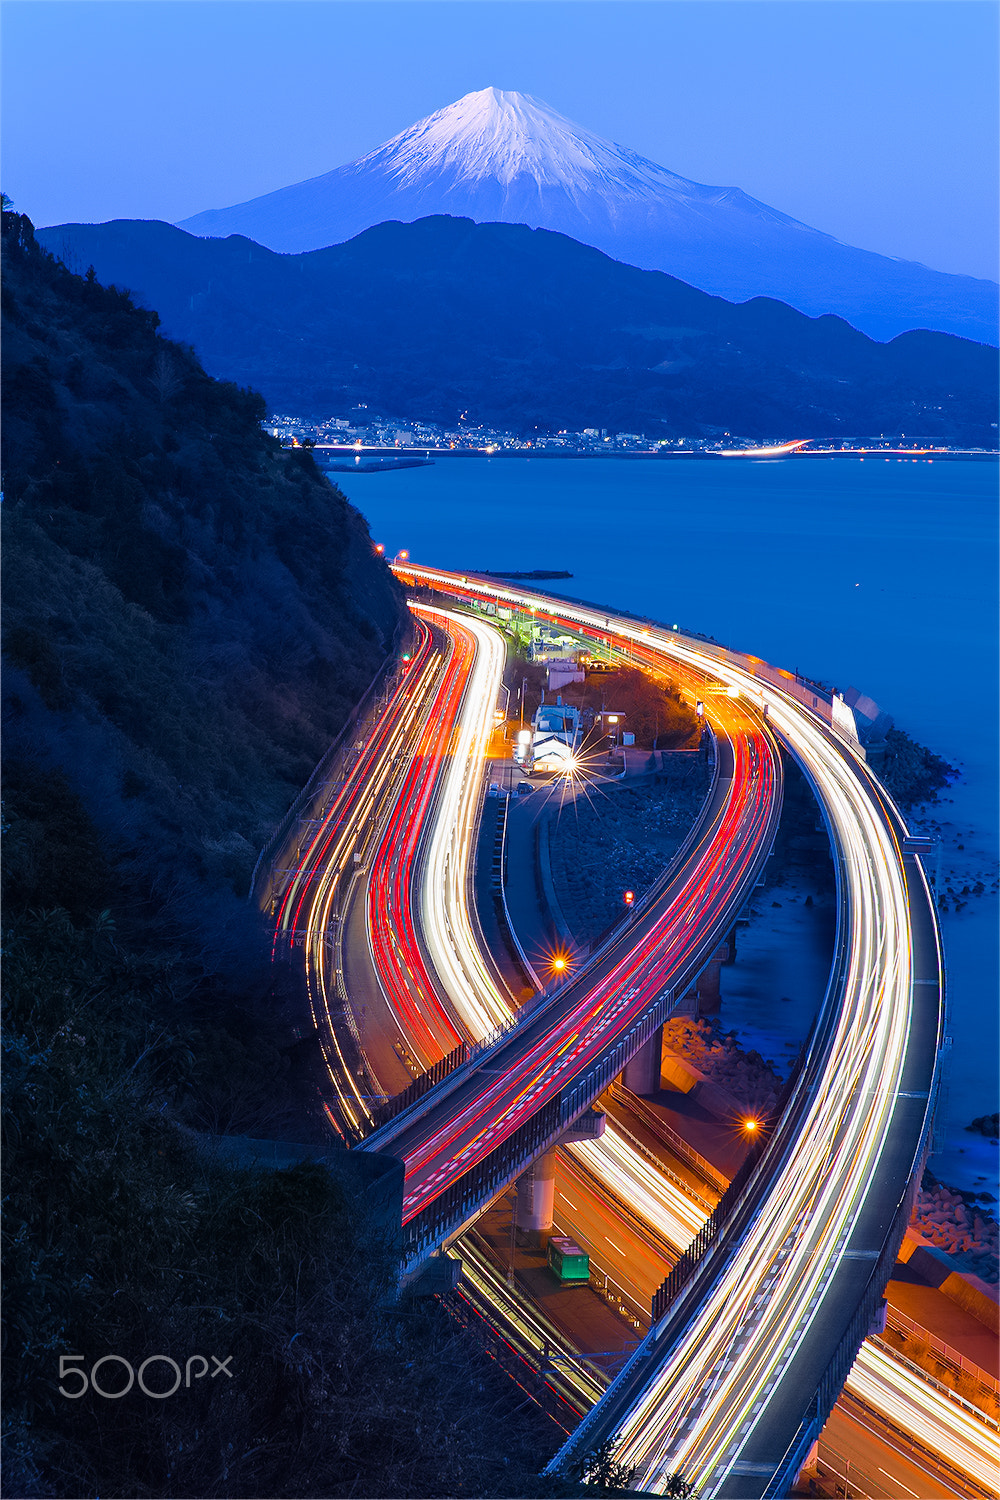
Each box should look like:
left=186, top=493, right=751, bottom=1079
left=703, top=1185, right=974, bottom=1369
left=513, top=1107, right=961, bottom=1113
left=547, top=1235, right=590, bottom=1282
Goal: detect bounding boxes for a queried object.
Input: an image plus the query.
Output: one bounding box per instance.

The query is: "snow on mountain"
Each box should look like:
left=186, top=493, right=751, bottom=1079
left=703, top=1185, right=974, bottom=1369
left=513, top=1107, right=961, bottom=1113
left=177, top=87, right=997, bottom=344
left=372, top=87, right=616, bottom=192
left=358, top=87, right=710, bottom=202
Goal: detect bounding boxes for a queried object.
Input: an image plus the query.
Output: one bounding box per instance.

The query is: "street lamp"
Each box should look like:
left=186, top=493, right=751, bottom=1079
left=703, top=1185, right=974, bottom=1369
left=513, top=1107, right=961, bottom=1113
left=549, top=951, right=571, bottom=981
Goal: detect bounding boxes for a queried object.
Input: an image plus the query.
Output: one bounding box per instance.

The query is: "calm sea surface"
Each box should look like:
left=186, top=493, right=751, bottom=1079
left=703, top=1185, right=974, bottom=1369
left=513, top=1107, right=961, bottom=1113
left=338, top=455, right=998, bottom=1189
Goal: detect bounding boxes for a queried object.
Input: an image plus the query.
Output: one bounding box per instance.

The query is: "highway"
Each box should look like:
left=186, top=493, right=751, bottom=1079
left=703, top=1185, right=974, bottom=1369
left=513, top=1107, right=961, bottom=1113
left=351, top=601, right=738, bottom=1257
left=267, top=570, right=973, bottom=1495
left=363, top=607, right=484, bottom=1069
left=271, top=616, right=441, bottom=1136
left=364, top=684, right=780, bottom=1246
left=385, top=566, right=947, bottom=1497
left=551, top=1127, right=996, bottom=1496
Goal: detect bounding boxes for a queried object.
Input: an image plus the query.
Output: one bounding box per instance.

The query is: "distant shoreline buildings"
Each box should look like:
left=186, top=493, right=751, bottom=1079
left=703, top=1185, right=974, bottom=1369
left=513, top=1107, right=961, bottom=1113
left=267, top=412, right=996, bottom=460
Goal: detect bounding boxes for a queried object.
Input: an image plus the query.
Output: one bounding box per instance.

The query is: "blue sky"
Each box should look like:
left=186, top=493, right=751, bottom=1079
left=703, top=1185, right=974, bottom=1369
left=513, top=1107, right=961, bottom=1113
left=2, top=0, right=997, bottom=280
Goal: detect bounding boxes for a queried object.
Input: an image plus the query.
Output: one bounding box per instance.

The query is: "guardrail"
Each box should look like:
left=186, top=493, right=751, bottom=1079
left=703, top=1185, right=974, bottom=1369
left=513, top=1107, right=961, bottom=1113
left=403, top=1094, right=565, bottom=1261
left=883, top=1306, right=1000, bottom=1396
left=651, top=1043, right=808, bottom=1322
left=368, top=1043, right=471, bottom=1129
left=608, top=1081, right=729, bottom=1195
left=249, top=617, right=413, bottom=914
left=596, top=1105, right=717, bottom=1217
left=761, top=1108, right=929, bottom=1496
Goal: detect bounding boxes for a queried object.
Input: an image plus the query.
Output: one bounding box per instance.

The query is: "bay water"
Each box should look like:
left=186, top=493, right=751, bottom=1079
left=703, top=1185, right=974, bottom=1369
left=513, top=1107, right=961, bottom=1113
left=338, top=454, right=998, bottom=1194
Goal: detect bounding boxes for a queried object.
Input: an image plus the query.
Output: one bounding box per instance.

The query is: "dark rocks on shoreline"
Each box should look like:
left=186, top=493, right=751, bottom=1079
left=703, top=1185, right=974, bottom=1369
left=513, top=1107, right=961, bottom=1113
left=916, top=1173, right=999, bottom=1284
left=661, top=1016, right=786, bottom=1116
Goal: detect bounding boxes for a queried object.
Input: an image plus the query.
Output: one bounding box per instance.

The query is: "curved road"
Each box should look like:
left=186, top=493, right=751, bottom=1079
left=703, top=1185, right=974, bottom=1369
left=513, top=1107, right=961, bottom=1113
left=267, top=570, right=966, bottom=1495
left=389, top=565, right=946, bottom=1498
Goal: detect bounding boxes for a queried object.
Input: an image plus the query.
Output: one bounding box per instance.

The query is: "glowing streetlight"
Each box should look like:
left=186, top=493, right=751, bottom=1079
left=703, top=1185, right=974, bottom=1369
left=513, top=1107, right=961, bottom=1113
left=742, top=1117, right=761, bottom=1135
left=623, top=890, right=635, bottom=907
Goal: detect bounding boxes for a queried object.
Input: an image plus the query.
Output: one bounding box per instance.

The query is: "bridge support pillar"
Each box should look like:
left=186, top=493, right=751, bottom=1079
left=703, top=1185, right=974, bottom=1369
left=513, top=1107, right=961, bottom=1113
left=515, top=1149, right=558, bottom=1237
left=622, top=1025, right=663, bottom=1096
left=513, top=1107, right=606, bottom=1242
left=681, top=941, right=731, bottom=1018
left=796, top=1441, right=820, bottom=1487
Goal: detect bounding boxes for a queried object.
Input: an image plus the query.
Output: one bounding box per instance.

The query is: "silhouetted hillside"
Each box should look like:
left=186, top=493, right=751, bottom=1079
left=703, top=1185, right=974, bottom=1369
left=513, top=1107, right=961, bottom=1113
left=40, top=214, right=999, bottom=444
left=3, top=205, right=405, bottom=955
left=2, top=207, right=585, bottom=1498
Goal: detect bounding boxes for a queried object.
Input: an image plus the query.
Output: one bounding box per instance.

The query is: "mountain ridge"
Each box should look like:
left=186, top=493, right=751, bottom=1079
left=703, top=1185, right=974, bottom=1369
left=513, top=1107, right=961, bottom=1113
left=38, top=213, right=998, bottom=445
left=173, top=86, right=998, bottom=345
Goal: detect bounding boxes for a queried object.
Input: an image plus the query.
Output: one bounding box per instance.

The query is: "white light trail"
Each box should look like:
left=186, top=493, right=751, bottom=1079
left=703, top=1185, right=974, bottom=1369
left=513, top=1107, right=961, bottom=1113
left=846, top=1341, right=999, bottom=1492
left=393, top=570, right=957, bottom=1498
left=416, top=605, right=512, bottom=1035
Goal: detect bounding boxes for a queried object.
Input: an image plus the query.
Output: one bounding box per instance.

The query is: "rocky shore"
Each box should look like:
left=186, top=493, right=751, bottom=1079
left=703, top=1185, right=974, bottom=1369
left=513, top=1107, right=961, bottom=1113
left=913, top=1175, right=999, bottom=1285
left=660, top=1016, right=785, bottom=1117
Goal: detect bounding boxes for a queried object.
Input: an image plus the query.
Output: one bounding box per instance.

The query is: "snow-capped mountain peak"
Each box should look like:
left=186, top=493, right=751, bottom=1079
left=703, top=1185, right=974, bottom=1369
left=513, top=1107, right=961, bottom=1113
left=175, top=87, right=997, bottom=344
left=358, top=87, right=709, bottom=206
left=364, top=87, right=634, bottom=191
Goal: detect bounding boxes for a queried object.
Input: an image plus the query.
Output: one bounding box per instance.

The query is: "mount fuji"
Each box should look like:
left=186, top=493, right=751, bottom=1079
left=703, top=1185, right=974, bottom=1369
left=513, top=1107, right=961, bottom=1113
left=177, top=87, right=997, bottom=345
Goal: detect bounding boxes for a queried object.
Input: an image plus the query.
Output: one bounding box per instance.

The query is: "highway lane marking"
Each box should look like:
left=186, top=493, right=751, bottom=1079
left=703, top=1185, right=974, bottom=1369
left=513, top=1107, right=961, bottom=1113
left=876, top=1467, right=919, bottom=1496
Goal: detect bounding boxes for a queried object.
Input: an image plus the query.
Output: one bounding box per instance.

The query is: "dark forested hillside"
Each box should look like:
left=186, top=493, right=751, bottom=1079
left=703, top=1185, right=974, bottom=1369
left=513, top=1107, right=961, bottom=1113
left=1, top=212, right=578, bottom=1499
left=3, top=205, right=405, bottom=954
left=39, top=213, right=999, bottom=443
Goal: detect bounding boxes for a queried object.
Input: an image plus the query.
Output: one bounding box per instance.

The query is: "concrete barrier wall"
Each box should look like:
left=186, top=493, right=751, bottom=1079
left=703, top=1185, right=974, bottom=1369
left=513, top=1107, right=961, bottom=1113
left=899, top=1229, right=1000, bottom=1330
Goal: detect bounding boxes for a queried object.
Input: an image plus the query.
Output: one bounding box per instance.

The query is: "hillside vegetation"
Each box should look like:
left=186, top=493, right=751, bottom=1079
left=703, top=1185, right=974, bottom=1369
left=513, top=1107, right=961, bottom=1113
left=3, top=204, right=404, bottom=958
left=39, top=214, right=999, bottom=444
left=2, top=210, right=591, bottom=1497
